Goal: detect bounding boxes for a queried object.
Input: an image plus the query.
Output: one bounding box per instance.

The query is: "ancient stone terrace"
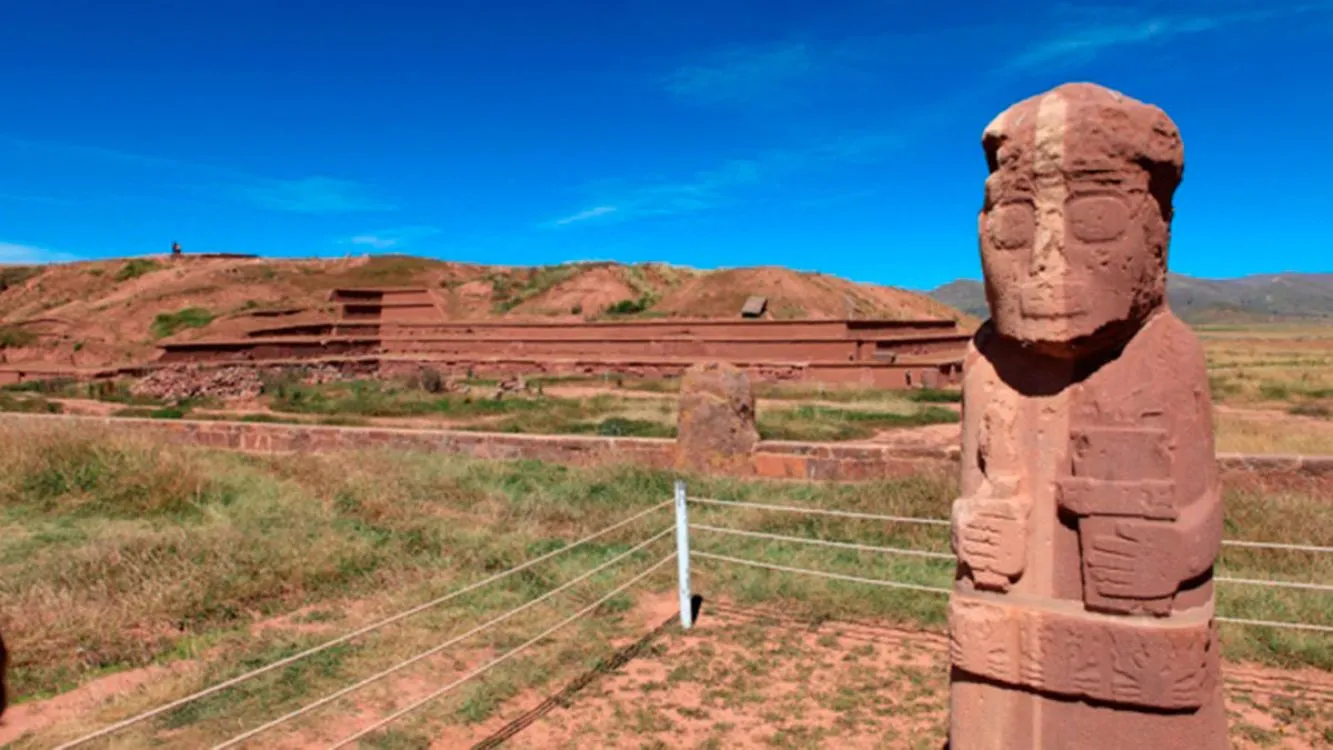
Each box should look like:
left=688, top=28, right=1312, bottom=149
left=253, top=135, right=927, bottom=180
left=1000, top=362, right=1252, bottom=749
left=156, top=286, right=971, bottom=388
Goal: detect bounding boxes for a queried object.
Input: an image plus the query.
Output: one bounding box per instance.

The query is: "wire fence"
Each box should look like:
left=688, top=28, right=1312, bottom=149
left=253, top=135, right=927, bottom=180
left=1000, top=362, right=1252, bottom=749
left=57, top=483, right=1332, bottom=748
left=213, top=528, right=674, bottom=749
left=57, top=500, right=676, bottom=750
left=681, top=493, right=1333, bottom=636
left=326, top=554, right=677, bottom=749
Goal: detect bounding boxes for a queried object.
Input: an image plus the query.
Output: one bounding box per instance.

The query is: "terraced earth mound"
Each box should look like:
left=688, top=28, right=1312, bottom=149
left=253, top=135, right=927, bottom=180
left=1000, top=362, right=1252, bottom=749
left=0, top=255, right=971, bottom=371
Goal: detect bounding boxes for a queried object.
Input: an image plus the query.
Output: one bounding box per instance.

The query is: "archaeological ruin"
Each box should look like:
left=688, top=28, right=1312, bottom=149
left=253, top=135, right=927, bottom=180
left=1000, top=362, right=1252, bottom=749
left=947, top=82, right=1227, bottom=747
left=145, top=286, right=970, bottom=389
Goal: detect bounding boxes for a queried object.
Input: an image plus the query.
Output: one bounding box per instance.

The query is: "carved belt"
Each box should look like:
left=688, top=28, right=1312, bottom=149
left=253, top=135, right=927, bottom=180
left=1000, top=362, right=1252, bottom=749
left=949, top=591, right=1219, bottom=710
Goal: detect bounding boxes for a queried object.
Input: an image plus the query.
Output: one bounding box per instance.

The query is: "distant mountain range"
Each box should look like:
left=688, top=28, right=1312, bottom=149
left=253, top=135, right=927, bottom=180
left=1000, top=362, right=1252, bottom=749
left=928, top=273, right=1333, bottom=324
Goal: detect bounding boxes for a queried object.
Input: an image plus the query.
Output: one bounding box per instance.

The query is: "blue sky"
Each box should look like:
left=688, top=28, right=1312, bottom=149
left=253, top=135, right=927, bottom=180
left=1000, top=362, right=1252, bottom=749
left=1, top=0, right=1328, bottom=290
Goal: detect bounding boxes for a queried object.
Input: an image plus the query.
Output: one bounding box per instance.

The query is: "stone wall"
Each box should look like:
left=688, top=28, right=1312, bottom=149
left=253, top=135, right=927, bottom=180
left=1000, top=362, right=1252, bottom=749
left=0, top=413, right=1328, bottom=482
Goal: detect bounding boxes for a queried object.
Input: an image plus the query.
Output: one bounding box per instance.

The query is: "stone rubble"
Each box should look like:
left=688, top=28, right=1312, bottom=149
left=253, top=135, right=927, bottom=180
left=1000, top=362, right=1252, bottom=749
left=129, top=363, right=352, bottom=402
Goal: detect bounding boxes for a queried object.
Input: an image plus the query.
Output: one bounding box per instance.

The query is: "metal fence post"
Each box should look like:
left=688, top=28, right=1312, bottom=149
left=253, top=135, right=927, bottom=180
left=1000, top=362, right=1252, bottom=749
left=674, top=480, right=693, bottom=630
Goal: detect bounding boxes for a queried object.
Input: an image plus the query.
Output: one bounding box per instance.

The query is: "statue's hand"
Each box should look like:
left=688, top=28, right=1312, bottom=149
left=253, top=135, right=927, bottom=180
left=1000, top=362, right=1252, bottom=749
left=953, top=496, right=1029, bottom=591
left=1083, top=519, right=1178, bottom=601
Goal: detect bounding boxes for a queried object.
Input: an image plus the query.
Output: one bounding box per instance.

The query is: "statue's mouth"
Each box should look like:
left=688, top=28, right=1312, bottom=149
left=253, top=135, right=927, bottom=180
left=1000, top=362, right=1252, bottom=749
left=1020, top=282, right=1088, bottom=319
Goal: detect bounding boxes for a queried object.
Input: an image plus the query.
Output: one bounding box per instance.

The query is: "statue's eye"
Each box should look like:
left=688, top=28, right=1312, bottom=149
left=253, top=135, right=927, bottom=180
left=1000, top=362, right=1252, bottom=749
left=988, top=203, right=1033, bottom=250
left=1066, top=195, right=1130, bottom=242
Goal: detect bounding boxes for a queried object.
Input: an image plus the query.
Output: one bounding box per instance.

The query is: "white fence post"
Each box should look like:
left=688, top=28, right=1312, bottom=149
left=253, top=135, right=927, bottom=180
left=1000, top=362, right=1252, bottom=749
left=674, top=480, right=693, bottom=630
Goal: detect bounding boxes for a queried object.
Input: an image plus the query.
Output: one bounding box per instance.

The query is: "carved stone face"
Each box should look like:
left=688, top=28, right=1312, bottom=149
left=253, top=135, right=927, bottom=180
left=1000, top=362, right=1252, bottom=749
left=978, top=83, right=1184, bottom=356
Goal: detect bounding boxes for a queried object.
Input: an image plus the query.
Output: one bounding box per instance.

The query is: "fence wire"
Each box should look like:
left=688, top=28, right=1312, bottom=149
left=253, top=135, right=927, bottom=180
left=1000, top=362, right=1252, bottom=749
left=687, top=497, right=950, bottom=527
left=1215, top=616, right=1333, bottom=634
left=690, top=498, right=1333, bottom=558
left=58, top=487, right=1333, bottom=749
left=213, top=526, right=674, bottom=749
left=696, top=549, right=1333, bottom=635
left=688, top=497, right=1333, bottom=639
left=1216, top=575, right=1333, bottom=593
left=692, top=550, right=953, bottom=595
left=57, top=500, right=671, bottom=750
left=325, top=553, right=678, bottom=749
left=1221, top=539, right=1333, bottom=555
left=690, top=523, right=955, bottom=561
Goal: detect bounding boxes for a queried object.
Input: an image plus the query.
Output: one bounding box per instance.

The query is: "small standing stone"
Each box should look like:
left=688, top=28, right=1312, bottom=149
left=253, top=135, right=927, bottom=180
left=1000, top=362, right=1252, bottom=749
left=674, top=362, right=759, bottom=475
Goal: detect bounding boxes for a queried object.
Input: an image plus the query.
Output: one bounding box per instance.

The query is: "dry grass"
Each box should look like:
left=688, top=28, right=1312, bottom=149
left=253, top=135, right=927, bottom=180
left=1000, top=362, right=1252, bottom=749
left=1215, top=410, right=1333, bottom=454
left=1202, top=324, right=1333, bottom=410
left=1202, top=323, right=1333, bottom=454
left=2, top=425, right=1331, bottom=747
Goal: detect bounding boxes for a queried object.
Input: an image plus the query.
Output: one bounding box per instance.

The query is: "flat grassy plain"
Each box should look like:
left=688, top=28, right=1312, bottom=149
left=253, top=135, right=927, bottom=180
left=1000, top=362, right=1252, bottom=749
left=1202, top=322, right=1333, bottom=454
left=2, top=424, right=1330, bottom=747
left=0, top=323, right=1331, bottom=455
left=0, top=375, right=963, bottom=443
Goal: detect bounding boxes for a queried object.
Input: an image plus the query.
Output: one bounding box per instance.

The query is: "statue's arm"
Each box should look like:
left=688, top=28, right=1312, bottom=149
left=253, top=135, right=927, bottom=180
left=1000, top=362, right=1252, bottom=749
left=953, top=338, right=1029, bottom=591
left=1169, top=372, right=1224, bottom=584
left=1171, top=484, right=1223, bottom=583
left=1071, top=321, right=1222, bottom=608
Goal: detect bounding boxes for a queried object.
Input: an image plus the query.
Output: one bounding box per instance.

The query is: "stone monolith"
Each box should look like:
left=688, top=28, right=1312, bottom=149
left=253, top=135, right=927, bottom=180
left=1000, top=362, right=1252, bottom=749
left=675, top=362, right=759, bottom=475
left=947, top=82, right=1227, bottom=749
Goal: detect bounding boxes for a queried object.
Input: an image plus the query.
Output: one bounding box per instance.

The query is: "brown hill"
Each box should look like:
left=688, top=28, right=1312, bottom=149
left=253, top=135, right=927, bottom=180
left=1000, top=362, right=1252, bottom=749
left=928, top=273, right=1333, bottom=324
left=0, top=254, right=968, bottom=370
left=654, top=267, right=961, bottom=320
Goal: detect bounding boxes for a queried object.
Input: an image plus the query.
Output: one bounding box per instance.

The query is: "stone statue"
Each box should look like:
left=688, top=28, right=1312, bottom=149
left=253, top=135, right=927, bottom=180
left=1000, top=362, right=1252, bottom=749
left=947, top=83, right=1227, bottom=748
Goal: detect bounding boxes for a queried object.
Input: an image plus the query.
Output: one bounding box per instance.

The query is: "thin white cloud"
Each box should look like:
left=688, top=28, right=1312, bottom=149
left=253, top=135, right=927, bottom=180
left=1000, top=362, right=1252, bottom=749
left=550, top=129, right=904, bottom=227
left=1007, top=2, right=1332, bottom=71
left=340, top=225, right=441, bottom=251
left=347, top=235, right=397, bottom=250
left=0, top=241, right=76, bottom=264
left=556, top=0, right=1329, bottom=230
left=665, top=41, right=819, bottom=106
left=553, top=206, right=618, bottom=226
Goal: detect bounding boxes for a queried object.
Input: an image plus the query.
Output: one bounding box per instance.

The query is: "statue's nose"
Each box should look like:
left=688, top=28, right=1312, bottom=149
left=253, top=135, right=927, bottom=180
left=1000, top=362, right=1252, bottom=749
left=1028, top=218, right=1067, bottom=279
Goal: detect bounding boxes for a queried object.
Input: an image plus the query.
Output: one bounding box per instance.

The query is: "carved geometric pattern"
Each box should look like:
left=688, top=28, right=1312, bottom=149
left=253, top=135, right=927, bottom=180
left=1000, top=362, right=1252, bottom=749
left=948, top=595, right=1218, bottom=710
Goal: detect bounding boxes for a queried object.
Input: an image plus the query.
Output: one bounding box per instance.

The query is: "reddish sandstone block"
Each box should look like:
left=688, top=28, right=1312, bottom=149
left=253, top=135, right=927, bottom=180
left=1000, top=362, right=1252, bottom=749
left=752, top=452, right=809, bottom=479
left=675, top=363, right=759, bottom=476
left=805, top=458, right=844, bottom=481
